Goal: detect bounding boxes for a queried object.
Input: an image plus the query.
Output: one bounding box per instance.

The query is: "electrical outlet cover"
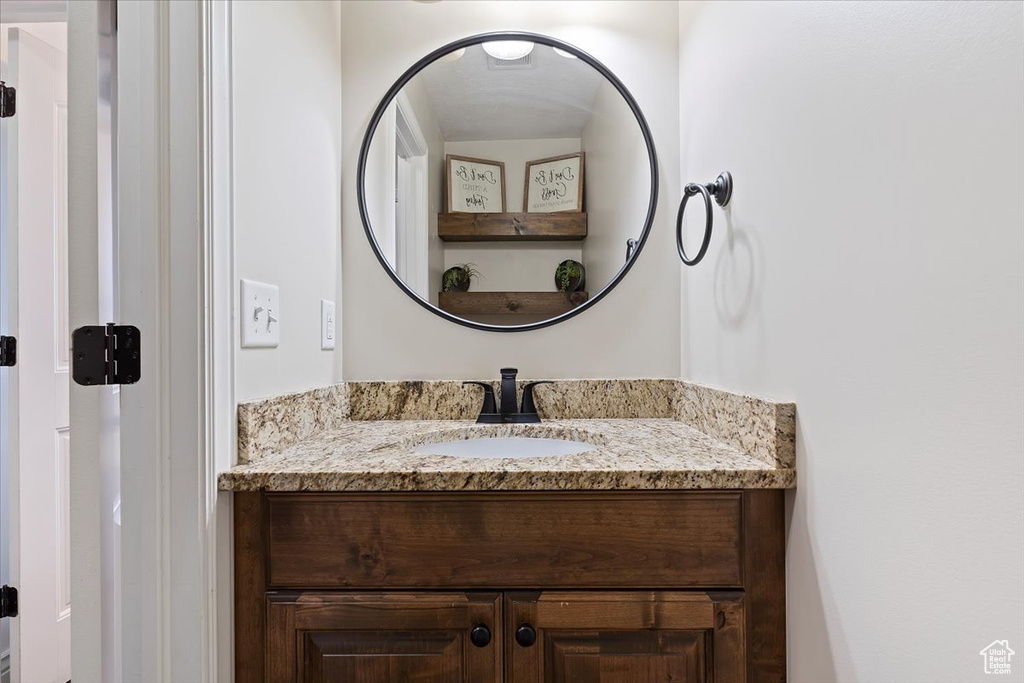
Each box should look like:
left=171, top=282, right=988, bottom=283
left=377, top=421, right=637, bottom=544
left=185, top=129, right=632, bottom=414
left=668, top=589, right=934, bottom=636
left=321, top=299, right=336, bottom=350
left=241, top=279, right=280, bottom=348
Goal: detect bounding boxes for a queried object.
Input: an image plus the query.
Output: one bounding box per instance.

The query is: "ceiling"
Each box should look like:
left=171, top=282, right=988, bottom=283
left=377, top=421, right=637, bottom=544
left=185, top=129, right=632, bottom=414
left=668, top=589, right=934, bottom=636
left=0, top=1, right=66, bottom=24
left=415, top=43, right=605, bottom=141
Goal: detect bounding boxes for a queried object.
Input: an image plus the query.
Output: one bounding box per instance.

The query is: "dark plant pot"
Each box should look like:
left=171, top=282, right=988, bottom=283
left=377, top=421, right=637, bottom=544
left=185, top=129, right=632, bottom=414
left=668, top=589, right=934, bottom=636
left=443, top=266, right=472, bottom=292
left=555, top=260, right=586, bottom=293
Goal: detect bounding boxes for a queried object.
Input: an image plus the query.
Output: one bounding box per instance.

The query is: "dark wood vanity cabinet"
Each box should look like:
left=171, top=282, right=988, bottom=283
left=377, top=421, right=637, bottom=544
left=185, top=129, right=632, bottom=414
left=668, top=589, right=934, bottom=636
left=236, top=491, right=786, bottom=683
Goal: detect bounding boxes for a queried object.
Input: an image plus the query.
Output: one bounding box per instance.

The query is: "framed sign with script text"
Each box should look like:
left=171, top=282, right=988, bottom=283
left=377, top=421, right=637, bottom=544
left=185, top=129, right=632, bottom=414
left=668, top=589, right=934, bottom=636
left=446, top=155, right=506, bottom=213
left=524, top=152, right=584, bottom=213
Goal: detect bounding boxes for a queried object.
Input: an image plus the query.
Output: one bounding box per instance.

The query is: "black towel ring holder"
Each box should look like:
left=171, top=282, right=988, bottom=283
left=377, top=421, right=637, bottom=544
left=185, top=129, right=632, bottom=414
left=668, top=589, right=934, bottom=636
left=676, top=172, right=733, bottom=266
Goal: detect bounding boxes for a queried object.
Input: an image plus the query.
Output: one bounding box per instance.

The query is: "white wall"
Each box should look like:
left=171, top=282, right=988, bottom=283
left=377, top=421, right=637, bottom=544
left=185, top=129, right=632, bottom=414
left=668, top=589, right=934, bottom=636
left=340, top=0, right=680, bottom=380
left=232, top=0, right=343, bottom=401
left=678, top=2, right=1023, bottom=680
left=443, top=242, right=583, bottom=293
left=581, top=79, right=651, bottom=290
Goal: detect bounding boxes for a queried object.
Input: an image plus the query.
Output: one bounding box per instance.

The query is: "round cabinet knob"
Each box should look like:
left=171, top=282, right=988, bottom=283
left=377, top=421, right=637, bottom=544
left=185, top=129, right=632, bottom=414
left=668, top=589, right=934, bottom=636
left=470, top=624, right=492, bottom=648
left=515, top=624, right=537, bottom=647
left=507, top=300, right=519, bottom=311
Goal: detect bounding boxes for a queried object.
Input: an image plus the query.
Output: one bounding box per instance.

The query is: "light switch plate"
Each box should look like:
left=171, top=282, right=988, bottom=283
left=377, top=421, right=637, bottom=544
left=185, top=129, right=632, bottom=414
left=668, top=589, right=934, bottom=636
left=240, top=279, right=280, bottom=348
left=321, top=299, right=336, bottom=350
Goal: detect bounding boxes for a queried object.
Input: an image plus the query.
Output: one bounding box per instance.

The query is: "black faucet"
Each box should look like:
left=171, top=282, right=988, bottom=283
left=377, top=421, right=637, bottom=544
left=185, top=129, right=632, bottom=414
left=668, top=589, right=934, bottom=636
left=499, top=367, right=519, bottom=417
left=464, top=368, right=553, bottom=424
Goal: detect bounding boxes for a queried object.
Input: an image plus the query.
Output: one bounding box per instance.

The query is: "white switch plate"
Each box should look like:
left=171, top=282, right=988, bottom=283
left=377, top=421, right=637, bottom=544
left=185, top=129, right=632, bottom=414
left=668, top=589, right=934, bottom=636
left=240, top=279, right=280, bottom=348
left=321, top=299, right=336, bottom=350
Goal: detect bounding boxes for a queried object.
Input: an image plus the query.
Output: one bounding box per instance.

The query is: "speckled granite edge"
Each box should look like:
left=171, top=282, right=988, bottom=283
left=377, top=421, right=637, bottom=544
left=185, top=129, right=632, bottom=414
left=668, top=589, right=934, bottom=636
left=673, top=381, right=796, bottom=468
left=218, top=468, right=796, bottom=492
left=218, top=418, right=795, bottom=492
left=237, top=384, right=350, bottom=464
left=347, top=378, right=676, bottom=421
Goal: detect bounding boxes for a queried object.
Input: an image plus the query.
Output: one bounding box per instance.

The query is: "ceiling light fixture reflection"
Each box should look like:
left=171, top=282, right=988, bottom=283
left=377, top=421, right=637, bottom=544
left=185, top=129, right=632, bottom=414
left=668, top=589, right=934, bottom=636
left=481, top=40, right=534, bottom=61
left=552, top=47, right=577, bottom=59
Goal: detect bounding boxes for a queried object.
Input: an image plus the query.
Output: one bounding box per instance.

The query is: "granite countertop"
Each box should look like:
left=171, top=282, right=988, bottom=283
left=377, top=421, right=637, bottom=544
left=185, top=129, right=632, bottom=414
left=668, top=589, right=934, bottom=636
left=218, top=380, right=797, bottom=492
left=218, top=418, right=793, bottom=491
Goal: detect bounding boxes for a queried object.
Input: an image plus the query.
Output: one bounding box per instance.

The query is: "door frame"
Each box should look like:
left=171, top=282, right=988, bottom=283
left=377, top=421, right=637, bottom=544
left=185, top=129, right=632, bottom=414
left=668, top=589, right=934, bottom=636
left=69, top=0, right=228, bottom=680
left=394, top=91, right=430, bottom=299
left=67, top=1, right=111, bottom=679
left=207, top=1, right=237, bottom=680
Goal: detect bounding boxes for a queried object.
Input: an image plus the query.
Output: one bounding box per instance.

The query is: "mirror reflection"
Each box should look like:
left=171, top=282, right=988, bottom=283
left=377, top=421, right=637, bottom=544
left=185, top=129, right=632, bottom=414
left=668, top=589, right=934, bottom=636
left=362, top=36, right=655, bottom=328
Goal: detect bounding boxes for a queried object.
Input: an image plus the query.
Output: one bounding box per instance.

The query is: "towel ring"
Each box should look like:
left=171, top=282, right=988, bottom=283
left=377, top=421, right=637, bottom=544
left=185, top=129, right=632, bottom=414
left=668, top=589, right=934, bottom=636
left=676, top=171, right=733, bottom=266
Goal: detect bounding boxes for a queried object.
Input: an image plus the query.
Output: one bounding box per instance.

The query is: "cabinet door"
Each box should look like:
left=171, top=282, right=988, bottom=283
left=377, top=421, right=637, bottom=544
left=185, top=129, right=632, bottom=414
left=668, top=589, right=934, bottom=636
left=506, top=591, right=745, bottom=683
left=267, top=592, right=501, bottom=683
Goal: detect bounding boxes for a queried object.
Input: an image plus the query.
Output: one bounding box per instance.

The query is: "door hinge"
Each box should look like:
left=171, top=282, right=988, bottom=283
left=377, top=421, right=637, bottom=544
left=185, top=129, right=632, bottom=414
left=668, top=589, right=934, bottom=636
left=0, top=335, right=15, bottom=367
left=0, top=585, right=17, bottom=618
left=0, top=81, right=14, bottom=118
left=72, top=323, right=141, bottom=386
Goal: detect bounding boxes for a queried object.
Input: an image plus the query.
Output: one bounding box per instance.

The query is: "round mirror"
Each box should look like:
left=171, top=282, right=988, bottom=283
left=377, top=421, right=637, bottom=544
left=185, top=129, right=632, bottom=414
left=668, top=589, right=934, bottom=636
left=358, top=32, right=658, bottom=331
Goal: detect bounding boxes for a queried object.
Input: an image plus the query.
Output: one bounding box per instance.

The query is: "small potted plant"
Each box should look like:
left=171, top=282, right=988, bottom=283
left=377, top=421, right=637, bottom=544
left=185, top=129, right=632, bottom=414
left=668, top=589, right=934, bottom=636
left=554, top=259, right=585, bottom=292
left=442, top=263, right=481, bottom=292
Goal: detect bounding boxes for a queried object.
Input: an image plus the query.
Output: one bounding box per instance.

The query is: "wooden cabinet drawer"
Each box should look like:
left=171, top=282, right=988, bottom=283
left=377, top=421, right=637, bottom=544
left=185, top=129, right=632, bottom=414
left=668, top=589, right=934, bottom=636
left=265, top=492, right=742, bottom=589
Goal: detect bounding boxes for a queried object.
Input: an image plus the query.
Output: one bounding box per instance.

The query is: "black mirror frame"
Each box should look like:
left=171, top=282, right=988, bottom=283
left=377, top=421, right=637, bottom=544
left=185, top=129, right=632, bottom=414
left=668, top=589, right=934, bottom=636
left=357, top=31, right=659, bottom=332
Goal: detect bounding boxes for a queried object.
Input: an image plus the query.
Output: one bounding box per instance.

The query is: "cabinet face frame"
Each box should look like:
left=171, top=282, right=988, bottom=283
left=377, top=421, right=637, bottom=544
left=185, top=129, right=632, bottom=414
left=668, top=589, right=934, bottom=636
left=233, top=490, right=786, bottom=683
left=264, top=491, right=744, bottom=589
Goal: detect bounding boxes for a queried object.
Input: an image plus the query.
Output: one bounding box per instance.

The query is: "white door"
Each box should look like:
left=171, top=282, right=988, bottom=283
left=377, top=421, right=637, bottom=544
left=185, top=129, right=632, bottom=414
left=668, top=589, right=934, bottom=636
left=0, top=25, right=71, bottom=683
left=3, top=3, right=210, bottom=681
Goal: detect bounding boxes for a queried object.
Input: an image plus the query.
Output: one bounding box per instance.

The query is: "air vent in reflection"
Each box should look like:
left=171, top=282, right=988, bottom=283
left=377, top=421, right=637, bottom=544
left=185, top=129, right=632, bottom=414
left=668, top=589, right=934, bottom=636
left=487, top=54, right=533, bottom=70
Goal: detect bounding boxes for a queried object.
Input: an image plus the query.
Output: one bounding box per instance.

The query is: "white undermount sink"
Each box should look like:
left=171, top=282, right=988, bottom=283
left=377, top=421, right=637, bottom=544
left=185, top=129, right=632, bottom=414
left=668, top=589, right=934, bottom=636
left=414, top=437, right=598, bottom=459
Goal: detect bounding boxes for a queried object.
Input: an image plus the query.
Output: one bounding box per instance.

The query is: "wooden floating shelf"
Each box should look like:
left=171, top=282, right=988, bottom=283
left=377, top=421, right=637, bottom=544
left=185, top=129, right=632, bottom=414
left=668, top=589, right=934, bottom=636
left=439, top=291, right=589, bottom=319
left=438, top=212, right=587, bottom=242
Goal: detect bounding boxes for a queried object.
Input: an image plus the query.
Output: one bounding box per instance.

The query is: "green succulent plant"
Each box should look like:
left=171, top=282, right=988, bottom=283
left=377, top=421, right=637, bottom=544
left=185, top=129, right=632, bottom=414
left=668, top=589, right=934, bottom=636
left=442, top=263, right=482, bottom=292
left=555, top=260, right=583, bottom=292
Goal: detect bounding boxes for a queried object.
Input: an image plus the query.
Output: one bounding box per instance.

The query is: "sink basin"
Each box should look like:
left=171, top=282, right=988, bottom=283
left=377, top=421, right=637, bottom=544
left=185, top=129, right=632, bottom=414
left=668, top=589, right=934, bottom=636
left=414, top=437, right=598, bottom=459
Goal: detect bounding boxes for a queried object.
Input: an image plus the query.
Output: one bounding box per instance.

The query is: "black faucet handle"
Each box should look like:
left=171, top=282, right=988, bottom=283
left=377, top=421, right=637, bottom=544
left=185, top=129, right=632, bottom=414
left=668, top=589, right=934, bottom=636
left=463, top=381, right=497, bottom=416
left=499, top=368, right=519, bottom=417
left=520, top=381, right=554, bottom=416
